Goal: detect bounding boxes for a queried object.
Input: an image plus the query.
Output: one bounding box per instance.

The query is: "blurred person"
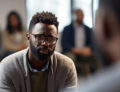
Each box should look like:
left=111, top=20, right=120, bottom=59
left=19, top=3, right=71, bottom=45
left=0, top=12, right=77, bottom=92
left=76, top=0, right=120, bottom=91
left=2, top=11, right=27, bottom=58
left=0, top=26, right=2, bottom=60
left=61, top=9, right=100, bottom=76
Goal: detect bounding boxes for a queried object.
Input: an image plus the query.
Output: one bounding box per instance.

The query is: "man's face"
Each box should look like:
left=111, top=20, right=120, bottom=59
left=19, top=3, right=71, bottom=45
left=94, top=9, right=120, bottom=64
left=75, top=10, right=84, bottom=24
left=10, top=14, right=19, bottom=28
left=29, top=23, right=58, bottom=61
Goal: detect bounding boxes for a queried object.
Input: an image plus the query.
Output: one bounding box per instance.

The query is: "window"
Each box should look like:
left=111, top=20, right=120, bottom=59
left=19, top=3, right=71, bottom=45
left=73, top=0, right=99, bottom=28
left=26, top=0, right=71, bottom=32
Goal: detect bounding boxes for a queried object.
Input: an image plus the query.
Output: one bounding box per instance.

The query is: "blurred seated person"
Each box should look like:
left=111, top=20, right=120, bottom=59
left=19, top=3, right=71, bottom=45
left=2, top=11, right=27, bottom=58
left=61, top=9, right=100, bottom=76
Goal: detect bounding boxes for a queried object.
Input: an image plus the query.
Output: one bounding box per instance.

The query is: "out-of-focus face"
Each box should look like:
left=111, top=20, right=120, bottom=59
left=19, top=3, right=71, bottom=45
left=29, top=23, right=58, bottom=61
left=9, top=14, right=19, bottom=27
left=94, top=9, right=120, bottom=64
left=75, top=10, right=84, bottom=24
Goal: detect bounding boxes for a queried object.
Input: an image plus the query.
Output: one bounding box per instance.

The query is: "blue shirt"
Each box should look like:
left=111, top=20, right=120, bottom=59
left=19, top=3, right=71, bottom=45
left=28, top=61, right=49, bottom=72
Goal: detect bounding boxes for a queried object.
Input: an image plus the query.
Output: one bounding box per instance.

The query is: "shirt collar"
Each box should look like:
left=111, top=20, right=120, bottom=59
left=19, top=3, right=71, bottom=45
left=28, top=61, right=49, bottom=72
left=26, top=50, right=50, bottom=72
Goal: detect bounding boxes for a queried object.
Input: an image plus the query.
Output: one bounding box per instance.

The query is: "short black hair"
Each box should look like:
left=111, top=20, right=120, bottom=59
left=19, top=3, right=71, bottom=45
left=6, top=11, right=23, bottom=34
left=29, top=11, right=59, bottom=33
left=75, top=9, right=83, bottom=13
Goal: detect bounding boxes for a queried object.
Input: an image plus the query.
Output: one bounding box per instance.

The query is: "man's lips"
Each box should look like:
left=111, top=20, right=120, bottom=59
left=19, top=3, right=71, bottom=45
left=38, top=49, right=49, bottom=54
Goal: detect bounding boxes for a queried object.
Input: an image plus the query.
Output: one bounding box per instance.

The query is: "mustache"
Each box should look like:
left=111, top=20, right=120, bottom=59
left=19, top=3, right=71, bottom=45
left=36, top=46, right=52, bottom=51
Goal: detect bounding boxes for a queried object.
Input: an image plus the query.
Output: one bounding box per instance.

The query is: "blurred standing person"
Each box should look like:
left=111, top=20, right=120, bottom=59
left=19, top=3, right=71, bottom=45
left=2, top=11, right=27, bottom=58
left=61, top=9, right=99, bottom=76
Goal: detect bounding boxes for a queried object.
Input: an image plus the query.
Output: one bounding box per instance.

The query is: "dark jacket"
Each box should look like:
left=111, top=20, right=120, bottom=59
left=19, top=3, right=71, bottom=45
left=61, top=23, right=93, bottom=53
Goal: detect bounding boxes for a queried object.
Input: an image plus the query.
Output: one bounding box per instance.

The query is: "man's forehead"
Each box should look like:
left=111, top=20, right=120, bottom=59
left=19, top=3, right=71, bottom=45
left=33, top=23, right=43, bottom=31
left=32, top=23, right=57, bottom=34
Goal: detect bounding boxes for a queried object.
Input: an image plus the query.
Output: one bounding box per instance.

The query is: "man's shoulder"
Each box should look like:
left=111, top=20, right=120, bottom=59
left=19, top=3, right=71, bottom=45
left=1, top=49, right=27, bottom=70
left=63, top=23, right=73, bottom=30
left=54, top=51, right=72, bottom=60
left=53, top=52, right=75, bottom=67
left=1, top=49, right=27, bottom=62
left=0, top=49, right=27, bottom=76
left=78, top=61, right=120, bottom=92
left=65, top=24, right=72, bottom=28
left=83, top=24, right=92, bottom=31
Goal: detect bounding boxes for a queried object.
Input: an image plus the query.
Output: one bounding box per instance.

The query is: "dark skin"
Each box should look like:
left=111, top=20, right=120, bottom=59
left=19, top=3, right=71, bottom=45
left=75, top=10, right=84, bottom=25
left=95, top=9, right=120, bottom=64
left=9, top=14, right=19, bottom=31
left=26, top=23, right=58, bottom=69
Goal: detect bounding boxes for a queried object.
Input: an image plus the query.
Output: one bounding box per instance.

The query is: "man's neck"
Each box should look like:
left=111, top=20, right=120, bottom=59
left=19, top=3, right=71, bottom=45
left=75, top=20, right=83, bottom=26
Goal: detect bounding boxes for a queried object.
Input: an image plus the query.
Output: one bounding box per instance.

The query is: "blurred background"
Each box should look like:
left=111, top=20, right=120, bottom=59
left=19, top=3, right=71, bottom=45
left=0, top=0, right=99, bottom=32
left=0, top=0, right=99, bottom=51
left=0, top=0, right=99, bottom=48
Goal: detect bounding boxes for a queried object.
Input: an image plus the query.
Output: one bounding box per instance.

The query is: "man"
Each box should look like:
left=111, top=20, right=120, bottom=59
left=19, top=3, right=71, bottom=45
left=0, top=12, right=77, bottom=92
left=61, top=9, right=98, bottom=76
left=61, top=9, right=92, bottom=58
left=77, top=0, right=120, bottom=91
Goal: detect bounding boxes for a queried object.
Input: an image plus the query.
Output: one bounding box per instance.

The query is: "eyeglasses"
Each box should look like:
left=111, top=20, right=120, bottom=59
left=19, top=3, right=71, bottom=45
left=31, top=34, right=58, bottom=44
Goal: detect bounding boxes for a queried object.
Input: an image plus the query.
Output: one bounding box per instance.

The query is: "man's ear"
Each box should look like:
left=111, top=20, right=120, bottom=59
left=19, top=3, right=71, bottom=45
left=26, top=33, right=31, bottom=40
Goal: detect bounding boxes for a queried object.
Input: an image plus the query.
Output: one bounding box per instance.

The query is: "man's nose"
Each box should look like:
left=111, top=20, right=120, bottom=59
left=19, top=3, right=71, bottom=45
left=41, top=40, right=50, bottom=46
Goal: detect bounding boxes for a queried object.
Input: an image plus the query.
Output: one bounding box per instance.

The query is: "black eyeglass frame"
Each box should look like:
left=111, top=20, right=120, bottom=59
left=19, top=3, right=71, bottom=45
left=30, top=34, right=58, bottom=44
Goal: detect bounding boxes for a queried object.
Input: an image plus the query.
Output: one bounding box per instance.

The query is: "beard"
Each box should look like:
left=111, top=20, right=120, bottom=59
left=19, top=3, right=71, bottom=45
left=76, top=20, right=83, bottom=25
left=29, top=40, right=55, bottom=61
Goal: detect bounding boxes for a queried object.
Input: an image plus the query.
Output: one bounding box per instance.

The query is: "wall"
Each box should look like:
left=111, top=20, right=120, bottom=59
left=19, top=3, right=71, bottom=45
left=0, top=0, right=26, bottom=30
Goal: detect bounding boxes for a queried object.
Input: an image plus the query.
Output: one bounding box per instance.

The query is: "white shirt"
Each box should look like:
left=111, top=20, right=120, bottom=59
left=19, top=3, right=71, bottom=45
left=74, top=23, right=86, bottom=49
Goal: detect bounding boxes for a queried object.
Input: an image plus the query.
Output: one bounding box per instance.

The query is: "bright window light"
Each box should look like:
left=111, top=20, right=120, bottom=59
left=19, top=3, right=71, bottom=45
left=26, top=0, right=71, bottom=32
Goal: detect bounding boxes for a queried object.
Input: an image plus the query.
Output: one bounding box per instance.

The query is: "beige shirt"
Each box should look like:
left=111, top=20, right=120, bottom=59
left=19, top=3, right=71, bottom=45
left=2, top=29, right=28, bottom=52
